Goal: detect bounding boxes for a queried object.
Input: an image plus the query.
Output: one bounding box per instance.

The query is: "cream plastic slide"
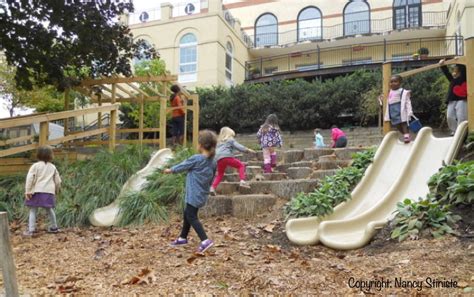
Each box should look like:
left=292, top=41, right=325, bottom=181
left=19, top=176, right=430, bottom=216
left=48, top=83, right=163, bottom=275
left=89, top=148, right=173, bottom=227
left=318, top=121, right=468, bottom=250
left=286, top=131, right=414, bottom=245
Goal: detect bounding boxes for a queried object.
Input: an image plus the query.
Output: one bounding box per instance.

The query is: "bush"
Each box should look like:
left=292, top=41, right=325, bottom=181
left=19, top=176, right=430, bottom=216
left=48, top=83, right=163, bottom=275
left=285, top=148, right=375, bottom=218
left=118, top=147, right=195, bottom=226
left=391, top=161, right=473, bottom=241
left=197, top=69, right=448, bottom=132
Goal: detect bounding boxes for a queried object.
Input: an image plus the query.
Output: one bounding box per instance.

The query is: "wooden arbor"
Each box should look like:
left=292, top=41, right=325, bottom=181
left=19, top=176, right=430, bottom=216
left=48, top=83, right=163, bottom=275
left=72, top=75, right=200, bottom=149
left=382, top=37, right=474, bottom=134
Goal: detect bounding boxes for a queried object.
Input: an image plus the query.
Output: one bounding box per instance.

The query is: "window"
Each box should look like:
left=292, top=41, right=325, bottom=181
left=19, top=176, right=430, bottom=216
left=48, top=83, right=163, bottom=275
left=179, top=33, right=197, bottom=83
left=343, top=0, right=371, bottom=36
left=255, top=13, right=278, bottom=47
left=342, top=57, right=372, bottom=66
left=225, top=42, right=233, bottom=83
left=393, top=0, right=422, bottom=29
left=298, top=6, right=322, bottom=42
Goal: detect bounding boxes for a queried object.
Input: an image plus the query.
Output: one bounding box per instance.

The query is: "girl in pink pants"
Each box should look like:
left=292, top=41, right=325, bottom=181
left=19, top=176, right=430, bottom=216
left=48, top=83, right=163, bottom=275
left=210, top=127, right=255, bottom=195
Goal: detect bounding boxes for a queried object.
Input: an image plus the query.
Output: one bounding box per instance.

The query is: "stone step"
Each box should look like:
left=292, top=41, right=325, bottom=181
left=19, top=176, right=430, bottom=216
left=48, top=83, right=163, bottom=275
left=276, top=161, right=314, bottom=173
left=303, top=148, right=335, bottom=161
left=283, top=150, right=305, bottom=163
left=223, top=172, right=287, bottom=182
left=310, top=169, right=338, bottom=180
left=287, top=167, right=312, bottom=179
left=201, top=194, right=276, bottom=218
left=225, top=165, right=263, bottom=175
left=317, top=159, right=352, bottom=170
left=216, top=179, right=319, bottom=200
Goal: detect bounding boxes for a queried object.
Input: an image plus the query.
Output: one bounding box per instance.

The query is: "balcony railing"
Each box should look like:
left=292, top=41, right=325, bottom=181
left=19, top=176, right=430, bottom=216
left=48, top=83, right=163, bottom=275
left=248, top=11, right=447, bottom=48
left=245, top=36, right=463, bottom=80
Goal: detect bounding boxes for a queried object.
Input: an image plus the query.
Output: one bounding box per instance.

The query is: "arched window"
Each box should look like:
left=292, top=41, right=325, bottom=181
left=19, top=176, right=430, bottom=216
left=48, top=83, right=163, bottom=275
left=179, top=33, right=197, bottom=82
left=225, top=42, right=233, bottom=82
left=343, top=0, right=370, bottom=36
left=297, top=6, right=322, bottom=42
left=255, top=13, right=278, bottom=47
left=393, top=0, right=422, bottom=29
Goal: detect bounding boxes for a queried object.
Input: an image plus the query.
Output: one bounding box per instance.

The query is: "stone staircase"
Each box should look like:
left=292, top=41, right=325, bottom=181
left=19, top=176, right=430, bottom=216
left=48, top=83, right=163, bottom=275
left=201, top=147, right=367, bottom=218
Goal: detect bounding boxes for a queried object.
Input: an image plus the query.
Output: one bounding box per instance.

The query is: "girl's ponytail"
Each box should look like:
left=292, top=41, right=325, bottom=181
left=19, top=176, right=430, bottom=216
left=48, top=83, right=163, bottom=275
left=198, top=130, right=217, bottom=159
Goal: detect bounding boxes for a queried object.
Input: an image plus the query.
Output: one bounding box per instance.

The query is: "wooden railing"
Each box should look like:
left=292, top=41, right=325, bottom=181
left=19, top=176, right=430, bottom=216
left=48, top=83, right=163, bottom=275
left=0, top=93, right=200, bottom=158
left=0, top=105, right=119, bottom=158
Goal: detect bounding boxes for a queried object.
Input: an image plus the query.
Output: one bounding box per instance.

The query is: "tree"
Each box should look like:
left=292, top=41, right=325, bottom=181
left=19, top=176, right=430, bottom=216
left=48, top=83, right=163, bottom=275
left=0, top=0, right=157, bottom=91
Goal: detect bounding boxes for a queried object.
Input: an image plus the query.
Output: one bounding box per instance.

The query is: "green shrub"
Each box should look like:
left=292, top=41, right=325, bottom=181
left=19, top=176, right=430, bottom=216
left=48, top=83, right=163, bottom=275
left=285, top=148, right=375, bottom=218
left=118, top=147, right=195, bottom=226
left=391, top=198, right=460, bottom=242
left=428, top=161, right=474, bottom=205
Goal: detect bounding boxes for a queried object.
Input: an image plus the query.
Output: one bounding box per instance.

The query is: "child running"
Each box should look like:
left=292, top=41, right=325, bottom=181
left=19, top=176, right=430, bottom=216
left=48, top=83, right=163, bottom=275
left=331, top=125, right=347, bottom=148
left=164, top=130, right=217, bottom=253
left=210, top=127, right=256, bottom=196
left=24, top=146, right=61, bottom=236
left=383, top=74, right=413, bottom=143
left=314, top=128, right=326, bottom=148
left=257, top=114, right=283, bottom=173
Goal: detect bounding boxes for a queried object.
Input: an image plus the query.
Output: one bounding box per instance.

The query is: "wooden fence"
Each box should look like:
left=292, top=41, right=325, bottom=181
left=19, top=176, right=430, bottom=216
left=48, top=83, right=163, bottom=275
left=0, top=212, right=19, bottom=297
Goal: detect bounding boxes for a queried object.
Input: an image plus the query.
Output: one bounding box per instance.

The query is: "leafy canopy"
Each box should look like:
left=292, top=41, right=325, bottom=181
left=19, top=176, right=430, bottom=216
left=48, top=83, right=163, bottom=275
left=0, top=0, right=157, bottom=90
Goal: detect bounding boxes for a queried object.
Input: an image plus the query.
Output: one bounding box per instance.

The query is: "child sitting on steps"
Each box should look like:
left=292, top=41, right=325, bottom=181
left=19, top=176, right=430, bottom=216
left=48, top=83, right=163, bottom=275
left=210, top=127, right=256, bottom=196
left=257, top=114, right=283, bottom=173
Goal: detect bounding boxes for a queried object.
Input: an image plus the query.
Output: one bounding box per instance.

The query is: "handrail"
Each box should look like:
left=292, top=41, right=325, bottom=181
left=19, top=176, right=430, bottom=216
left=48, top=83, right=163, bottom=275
left=0, top=105, right=119, bottom=129
left=247, top=11, right=447, bottom=48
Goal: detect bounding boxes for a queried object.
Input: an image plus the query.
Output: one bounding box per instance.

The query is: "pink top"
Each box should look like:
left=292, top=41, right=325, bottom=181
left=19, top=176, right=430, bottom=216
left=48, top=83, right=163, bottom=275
left=331, top=128, right=346, bottom=143
left=388, top=88, right=403, bottom=104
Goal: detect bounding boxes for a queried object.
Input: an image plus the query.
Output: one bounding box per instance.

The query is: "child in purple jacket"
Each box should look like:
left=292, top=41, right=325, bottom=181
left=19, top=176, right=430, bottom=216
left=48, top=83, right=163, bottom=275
left=257, top=114, right=283, bottom=173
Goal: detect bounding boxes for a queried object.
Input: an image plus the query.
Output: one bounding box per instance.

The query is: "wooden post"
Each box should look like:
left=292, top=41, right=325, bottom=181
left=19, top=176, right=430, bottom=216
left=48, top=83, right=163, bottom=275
left=139, top=95, right=144, bottom=147
left=382, top=62, right=392, bottom=135
left=0, top=212, right=20, bottom=297
left=192, top=94, right=199, bottom=149
left=63, top=89, right=69, bottom=135
left=159, top=97, right=167, bottom=149
left=466, top=37, right=474, bottom=133
left=39, top=121, right=49, bottom=146
left=97, top=94, right=102, bottom=129
left=183, top=96, right=188, bottom=147
left=108, top=84, right=117, bottom=152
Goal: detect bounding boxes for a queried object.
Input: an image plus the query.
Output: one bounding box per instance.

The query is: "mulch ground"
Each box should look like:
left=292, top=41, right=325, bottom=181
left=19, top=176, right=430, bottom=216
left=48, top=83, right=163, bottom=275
left=1, top=207, right=473, bottom=295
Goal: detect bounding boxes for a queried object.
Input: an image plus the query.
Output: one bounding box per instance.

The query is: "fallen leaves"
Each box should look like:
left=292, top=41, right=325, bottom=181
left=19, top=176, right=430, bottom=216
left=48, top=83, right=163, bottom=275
left=122, top=268, right=156, bottom=285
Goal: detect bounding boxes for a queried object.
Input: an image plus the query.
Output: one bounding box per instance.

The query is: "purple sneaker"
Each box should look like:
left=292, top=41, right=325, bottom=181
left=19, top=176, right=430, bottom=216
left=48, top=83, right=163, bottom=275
left=171, top=238, right=188, bottom=246
left=197, top=239, right=214, bottom=253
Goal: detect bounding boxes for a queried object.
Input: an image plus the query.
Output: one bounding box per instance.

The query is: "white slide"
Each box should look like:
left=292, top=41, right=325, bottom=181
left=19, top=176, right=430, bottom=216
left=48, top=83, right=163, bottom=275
left=89, top=148, right=173, bottom=227
left=318, top=122, right=468, bottom=250
left=285, top=131, right=414, bottom=245
left=286, top=122, right=468, bottom=249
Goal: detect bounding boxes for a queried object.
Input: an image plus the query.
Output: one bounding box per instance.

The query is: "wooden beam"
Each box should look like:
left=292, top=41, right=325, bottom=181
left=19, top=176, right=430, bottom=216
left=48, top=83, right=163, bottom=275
left=0, top=212, right=19, bottom=297
left=0, top=135, right=34, bottom=146
left=0, top=143, right=38, bottom=158
left=192, top=94, right=199, bottom=149
left=115, top=83, right=138, bottom=99
left=398, top=57, right=466, bottom=78
left=80, top=75, right=178, bottom=86
left=91, top=96, right=168, bottom=103
left=64, top=89, right=70, bottom=135
left=39, top=121, right=49, bottom=146
left=145, top=82, right=165, bottom=97
left=47, top=128, right=109, bottom=146
left=160, top=97, right=167, bottom=149
left=382, top=62, right=392, bottom=135
left=118, top=128, right=160, bottom=133
left=109, top=109, right=117, bottom=152
left=126, top=82, right=151, bottom=98
left=0, top=105, right=119, bottom=129
left=466, top=38, right=474, bottom=133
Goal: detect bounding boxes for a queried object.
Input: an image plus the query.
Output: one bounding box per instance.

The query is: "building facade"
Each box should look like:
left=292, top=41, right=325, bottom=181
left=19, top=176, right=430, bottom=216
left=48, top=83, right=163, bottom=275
left=126, top=0, right=473, bottom=89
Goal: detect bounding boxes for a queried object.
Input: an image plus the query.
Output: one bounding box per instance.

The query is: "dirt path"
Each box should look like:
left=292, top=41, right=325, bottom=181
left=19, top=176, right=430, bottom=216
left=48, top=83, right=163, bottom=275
left=2, top=211, right=473, bottom=295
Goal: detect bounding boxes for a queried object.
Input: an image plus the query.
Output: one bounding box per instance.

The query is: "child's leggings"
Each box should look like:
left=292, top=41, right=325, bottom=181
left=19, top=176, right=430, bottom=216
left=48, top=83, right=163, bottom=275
left=28, top=207, right=57, bottom=232
left=180, top=203, right=207, bottom=241
left=212, top=157, right=246, bottom=189
left=263, top=148, right=277, bottom=164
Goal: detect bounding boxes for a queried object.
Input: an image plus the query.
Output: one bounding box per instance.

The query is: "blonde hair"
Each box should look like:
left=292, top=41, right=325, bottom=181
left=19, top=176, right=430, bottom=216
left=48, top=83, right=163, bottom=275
left=218, top=127, right=235, bottom=143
